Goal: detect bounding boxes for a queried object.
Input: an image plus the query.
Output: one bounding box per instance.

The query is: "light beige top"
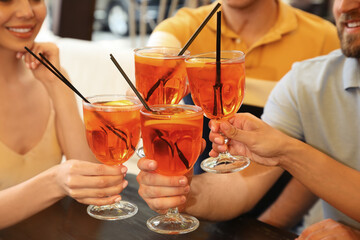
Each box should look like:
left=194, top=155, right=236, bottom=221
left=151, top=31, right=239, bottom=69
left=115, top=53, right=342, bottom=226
left=0, top=108, right=62, bottom=190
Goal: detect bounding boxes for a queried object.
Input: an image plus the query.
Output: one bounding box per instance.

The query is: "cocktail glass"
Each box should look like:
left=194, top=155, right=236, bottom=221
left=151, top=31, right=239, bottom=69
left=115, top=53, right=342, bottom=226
left=82, top=94, right=142, bottom=220
left=185, top=50, right=250, bottom=173
left=134, top=46, right=190, bottom=157
left=140, top=104, right=203, bottom=234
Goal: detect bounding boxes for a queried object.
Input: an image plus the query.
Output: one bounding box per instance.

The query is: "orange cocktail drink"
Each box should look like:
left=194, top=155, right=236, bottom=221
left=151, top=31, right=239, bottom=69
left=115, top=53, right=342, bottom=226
left=140, top=104, right=203, bottom=234
left=82, top=95, right=142, bottom=221
left=185, top=51, right=245, bottom=120
left=185, top=51, right=250, bottom=174
left=83, top=96, right=141, bottom=165
left=140, top=105, right=203, bottom=176
left=134, top=47, right=190, bottom=105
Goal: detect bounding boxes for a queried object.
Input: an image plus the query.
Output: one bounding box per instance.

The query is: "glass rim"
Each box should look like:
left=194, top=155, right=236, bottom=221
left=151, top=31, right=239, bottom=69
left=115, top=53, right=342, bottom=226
left=140, top=104, right=203, bottom=119
left=185, top=50, right=245, bottom=63
left=83, top=94, right=143, bottom=110
left=134, top=46, right=190, bottom=59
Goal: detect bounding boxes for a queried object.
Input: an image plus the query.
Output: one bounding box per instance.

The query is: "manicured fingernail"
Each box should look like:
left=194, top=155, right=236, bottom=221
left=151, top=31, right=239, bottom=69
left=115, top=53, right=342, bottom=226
left=16, top=52, right=22, bottom=59
left=115, top=196, right=122, bottom=202
left=122, top=180, right=128, bottom=189
left=26, top=63, right=30, bottom=68
left=214, top=137, right=222, bottom=144
left=179, top=177, right=187, bottom=185
left=184, top=186, right=190, bottom=193
left=148, top=161, right=156, bottom=169
left=180, top=195, right=186, bottom=203
left=31, top=62, right=37, bottom=69
left=121, top=167, right=127, bottom=174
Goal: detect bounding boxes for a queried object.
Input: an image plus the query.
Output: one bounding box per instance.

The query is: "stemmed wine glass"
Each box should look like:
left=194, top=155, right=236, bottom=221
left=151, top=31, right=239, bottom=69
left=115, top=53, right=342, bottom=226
left=134, top=46, right=190, bottom=158
left=82, top=94, right=142, bottom=220
left=185, top=50, right=250, bottom=173
left=140, top=104, right=203, bottom=234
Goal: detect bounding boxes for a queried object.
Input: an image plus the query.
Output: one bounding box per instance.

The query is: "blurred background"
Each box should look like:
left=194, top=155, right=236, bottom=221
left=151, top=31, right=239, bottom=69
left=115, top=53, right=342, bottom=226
left=44, top=0, right=334, bottom=47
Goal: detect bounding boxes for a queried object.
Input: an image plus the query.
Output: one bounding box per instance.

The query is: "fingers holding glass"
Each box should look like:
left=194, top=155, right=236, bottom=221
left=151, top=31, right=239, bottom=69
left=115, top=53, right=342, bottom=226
left=185, top=51, right=250, bottom=173
left=140, top=104, right=202, bottom=234
left=82, top=95, right=142, bottom=220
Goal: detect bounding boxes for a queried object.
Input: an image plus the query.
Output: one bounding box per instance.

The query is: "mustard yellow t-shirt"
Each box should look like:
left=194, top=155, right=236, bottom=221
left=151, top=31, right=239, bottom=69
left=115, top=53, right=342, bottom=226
left=151, top=0, right=340, bottom=82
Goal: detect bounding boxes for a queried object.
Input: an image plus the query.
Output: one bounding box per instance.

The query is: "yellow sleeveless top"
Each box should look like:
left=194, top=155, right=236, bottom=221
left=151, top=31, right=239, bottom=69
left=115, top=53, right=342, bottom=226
left=0, top=108, right=62, bottom=190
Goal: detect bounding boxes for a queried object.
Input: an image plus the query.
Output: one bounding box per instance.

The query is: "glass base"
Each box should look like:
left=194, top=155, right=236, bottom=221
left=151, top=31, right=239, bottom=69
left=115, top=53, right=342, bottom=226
left=147, top=213, right=199, bottom=234
left=136, top=146, right=145, bottom=158
left=87, top=200, right=138, bottom=220
left=201, top=154, right=250, bottom=173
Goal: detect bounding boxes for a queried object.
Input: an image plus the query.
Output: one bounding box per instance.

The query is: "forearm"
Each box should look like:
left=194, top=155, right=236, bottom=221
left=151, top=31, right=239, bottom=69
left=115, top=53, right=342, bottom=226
left=26, top=43, right=94, bottom=161
left=259, top=178, right=318, bottom=229
left=280, top=138, right=360, bottom=222
left=0, top=166, right=64, bottom=229
left=185, top=164, right=284, bottom=221
left=185, top=172, right=249, bottom=221
left=45, top=78, right=96, bottom=162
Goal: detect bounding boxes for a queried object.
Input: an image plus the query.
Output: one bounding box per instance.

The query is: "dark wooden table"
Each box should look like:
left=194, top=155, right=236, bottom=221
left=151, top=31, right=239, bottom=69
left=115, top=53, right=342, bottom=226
left=0, top=174, right=298, bottom=240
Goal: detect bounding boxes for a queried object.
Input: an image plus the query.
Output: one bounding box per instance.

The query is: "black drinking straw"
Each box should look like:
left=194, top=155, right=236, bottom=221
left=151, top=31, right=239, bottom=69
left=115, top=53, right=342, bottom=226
left=213, top=11, right=224, bottom=116
left=178, top=2, right=221, bottom=56
left=24, top=47, right=134, bottom=148
left=24, top=47, right=90, bottom=104
left=109, top=56, right=193, bottom=167
left=144, top=3, right=221, bottom=102
left=109, top=54, right=153, bottom=112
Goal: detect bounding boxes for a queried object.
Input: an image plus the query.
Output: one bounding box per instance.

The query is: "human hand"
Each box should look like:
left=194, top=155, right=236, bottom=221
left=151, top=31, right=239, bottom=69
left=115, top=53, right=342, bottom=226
left=137, top=139, right=204, bottom=213
left=136, top=158, right=192, bottom=214
left=209, top=113, right=292, bottom=167
left=17, top=42, right=63, bottom=87
left=54, top=160, right=128, bottom=206
left=296, top=219, right=360, bottom=240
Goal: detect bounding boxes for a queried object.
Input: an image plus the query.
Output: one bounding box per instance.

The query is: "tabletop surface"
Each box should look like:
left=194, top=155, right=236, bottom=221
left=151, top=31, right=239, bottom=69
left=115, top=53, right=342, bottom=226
left=0, top=174, right=298, bottom=240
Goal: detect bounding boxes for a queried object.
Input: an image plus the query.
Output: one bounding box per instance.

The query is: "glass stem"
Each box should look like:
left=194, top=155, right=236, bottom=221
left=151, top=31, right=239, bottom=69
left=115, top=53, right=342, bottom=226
left=165, top=207, right=183, bottom=221
left=217, top=134, right=232, bottom=162
left=223, top=136, right=229, bottom=151
left=166, top=207, right=179, bottom=217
